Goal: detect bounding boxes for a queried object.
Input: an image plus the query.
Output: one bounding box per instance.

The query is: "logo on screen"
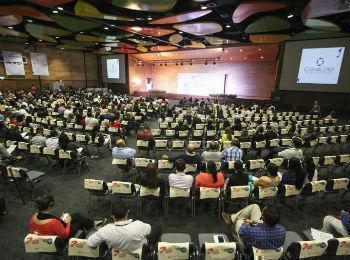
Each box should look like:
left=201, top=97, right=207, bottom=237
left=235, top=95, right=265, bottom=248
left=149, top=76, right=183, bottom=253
left=316, top=58, right=324, bottom=67
left=303, top=57, right=334, bottom=74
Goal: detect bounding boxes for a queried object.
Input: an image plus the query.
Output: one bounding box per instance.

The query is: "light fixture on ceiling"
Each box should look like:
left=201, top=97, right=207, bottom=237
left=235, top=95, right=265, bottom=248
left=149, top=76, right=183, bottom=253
left=225, top=24, right=231, bottom=28
left=288, top=14, right=294, bottom=19
left=230, top=57, right=233, bottom=60
left=52, top=10, right=58, bottom=14
left=39, top=39, right=42, bottom=41
left=27, top=19, right=33, bottom=23
left=94, top=42, right=99, bottom=45
left=147, top=16, right=153, bottom=21
left=8, top=26, right=13, bottom=29
left=179, top=31, right=183, bottom=34
left=60, top=47, right=64, bottom=50
left=55, top=36, right=59, bottom=39
left=200, top=5, right=208, bottom=10
left=258, top=48, right=262, bottom=51
left=160, top=63, right=163, bottom=66
left=260, top=56, right=264, bottom=59
left=104, top=27, right=109, bottom=30
left=79, top=31, right=84, bottom=34
left=25, top=42, right=29, bottom=45
left=141, top=36, right=145, bottom=39
left=225, top=49, right=228, bottom=53
left=244, top=57, right=247, bottom=60
left=57, top=7, right=64, bottom=11
left=240, top=49, right=243, bottom=52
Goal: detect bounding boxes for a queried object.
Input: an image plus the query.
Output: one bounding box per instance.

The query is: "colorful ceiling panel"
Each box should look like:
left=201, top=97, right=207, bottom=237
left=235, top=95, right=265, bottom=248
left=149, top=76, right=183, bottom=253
left=232, top=1, right=287, bottom=23
left=57, top=44, right=86, bottom=50
left=0, top=26, right=28, bottom=38
left=204, top=36, right=239, bottom=45
left=112, top=48, right=138, bottom=54
left=29, top=32, right=57, bottom=43
left=249, top=34, right=290, bottom=43
left=0, top=15, right=23, bottom=27
left=304, top=18, right=341, bottom=32
left=244, top=16, right=290, bottom=34
left=1, top=36, right=28, bottom=43
left=50, top=14, right=101, bottom=32
left=150, top=9, right=212, bottom=25
left=173, top=22, right=222, bottom=36
left=150, top=45, right=178, bottom=52
left=302, top=0, right=350, bottom=20
left=25, top=23, right=71, bottom=36
left=0, top=5, right=52, bottom=22
left=74, top=0, right=134, bottom=22
left=118, top=26, right=175, bottom=37
left=111, top=0, right=177, bottom=12
left=91, top=31, right=133, bottom=41
left=137, top=46, right=148, bottom=52
left=75, top=34, right=110, bottom=43
left=184, top=41, right=206, bottom=48
left=127, top=38, right=156, bottom=46
left=169, top=34, right=183, bottom=44
left=60, top=39, right=94, bottom=47
left=26, top=0, right=74, bottom=8
left=289, top=30, right=349, bottom=41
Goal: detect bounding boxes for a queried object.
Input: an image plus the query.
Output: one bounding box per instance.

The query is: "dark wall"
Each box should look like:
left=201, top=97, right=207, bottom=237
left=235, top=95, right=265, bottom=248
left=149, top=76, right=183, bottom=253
left=105, top=56, right=129, bottom=94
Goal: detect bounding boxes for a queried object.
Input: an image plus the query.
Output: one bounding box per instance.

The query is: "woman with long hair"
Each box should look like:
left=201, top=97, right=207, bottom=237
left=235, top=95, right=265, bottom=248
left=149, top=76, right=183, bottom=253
left=279, top=157, right=307, bottom=190
left=139, top=162, right=164, bottom=193
left=195, top=161, right=225, bottom=189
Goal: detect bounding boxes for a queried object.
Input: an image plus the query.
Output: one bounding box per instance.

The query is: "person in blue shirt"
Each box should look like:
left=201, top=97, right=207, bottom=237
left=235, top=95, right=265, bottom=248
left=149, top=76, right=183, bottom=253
left=222, top=204, right=286, bottom=250
left=322, top=210, right=350, bottom=237
left=112, top=139, right=136, bottom=162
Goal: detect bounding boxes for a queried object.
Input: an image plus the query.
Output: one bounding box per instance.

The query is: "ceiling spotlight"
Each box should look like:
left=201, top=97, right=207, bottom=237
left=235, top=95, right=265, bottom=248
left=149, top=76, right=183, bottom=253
left=60, top=47, right=64, bottom=50
left=136, top=63, right=140, bottom=67
left=55, top=36, right=59, bottom=39
left=8, top=26, right=13, bottom=29
left=230, top=57, right=233, bottom=60
left=205, top=61, right=208, bottom=65
left=52, top=10, right=58, bottom=14
left=240, top=49, right=243, bottom=52
left=244, top=57, right=247, bottom=60
left=225, top=24, right=231, bottom=28
left=104, top=27, right=109, bottom=30
left=141, top=36, right=145, bottom=39
left=288, top=14, right=294, bottom=19
left=27, top=19, right=33, bottom=23
left=147, top=16, right=153, bottom=21
left=258, top=48, right=262, bottom=51
left=57, top=7, right=64, bottom=11
left=94, top=42, right=99, bottom=45
left=200, top=5, right=208, bottom=10
left=260, top=56, right=264, bottom=59
left=79, top=31, right=84, bottom=34
left=38, top=39, right=42, bottom=42
left=25, top=42, right=29, bottom=45
left=225, top=49, right=228, bottom=53
left=160, top=63, right=163, bottom=66
left=179, top=31, right=183, bottom=34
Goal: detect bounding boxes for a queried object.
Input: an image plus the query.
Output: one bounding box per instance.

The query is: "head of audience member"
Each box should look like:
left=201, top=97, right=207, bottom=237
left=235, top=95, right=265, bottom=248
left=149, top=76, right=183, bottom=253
left=266, top=163, right=278, bottom=178
left=175, top=159, right=186, bottom=173
left=186, top=143, right=195, bottom=155
left=257, top=126, right=264, bottom=134
left=266, top=125, right=273, bottom=132
left=116, top=139, right=125, bottom=148
left=225, top=127, right=233, bottom=140
left=35, top=194, right=55, bottom=213
left=328, top=111, right=336, bottom=118
left=307, top=125, right=314, bottom=134
left=234, top=160, right=244, bottom=174
left=261, top=205, right=281, bottom=227
left=144, top=162, right=158, bottom=178
left=292, top=137, right=302, bottom=148
left=50, top=129, right=58, bottom=138
left=111, top=202, right=128, bottom=222
left=58, top=132, right=70, bottom=150
left=206, top=161, right=218, bottom=183
left=208, top=141, right=218, bottom=151
left=231, top=138, right=240, bottom=148
left=36, top=127, right=44, bottom=136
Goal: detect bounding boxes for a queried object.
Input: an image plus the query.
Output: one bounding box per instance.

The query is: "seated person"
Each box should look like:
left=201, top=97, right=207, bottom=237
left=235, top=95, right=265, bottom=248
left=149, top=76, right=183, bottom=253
left=163, top=143, right=201, bottom=165
left=201, top=141, right=222, bottom=163
left=277, top=137, right=303, bottom=160
left=222, top=204, right=285, bottom=250
left=195, top=161, right=225, bottom=189
left=45, top=129, right=59, bottom=150
left=264, top=125, right=278, bottom=141
left=278, top=157, right=307, bottom=190
left=168, top=159, right=194, bottom=189
left=136, top=126, right=155, bottom=148
left=112, top=139, right=136, bottom=162
left=87, top=202, right=161, bottom=251
left=31, top=127, right=47, bottom=146
left=325, top=111, right=336, bottom=120
left=219, top=127, right=233, bottom=143
left=59, top=132, right=90, bottom=158
left=0, top=197, right=7, bottom=217
left=29, top=194, right=104, bottom=239
left=252, top=163, right=281, bottom=188
left=0, top=141, right=22, bottom=165
left=321, top=209, right=350, bottom=237
left=302, top=126, right=318, bottom=146
left=252, top=126, right=265, bottom=142
left=225, top=160, right=250, bottom=191
left=221, top=139, right=243, bottom=162
left=138, top=162, right=164, bottom=195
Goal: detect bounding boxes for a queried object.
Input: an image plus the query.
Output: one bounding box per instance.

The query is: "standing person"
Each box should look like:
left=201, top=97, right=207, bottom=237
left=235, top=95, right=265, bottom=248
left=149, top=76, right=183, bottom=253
left=310, top=101, right=321, bottom=116
left=87, top=202, right=161, bottom=251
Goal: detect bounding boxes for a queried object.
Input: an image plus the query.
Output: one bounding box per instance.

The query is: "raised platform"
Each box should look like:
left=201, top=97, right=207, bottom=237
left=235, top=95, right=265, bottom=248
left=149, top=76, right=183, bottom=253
left=133, top=91, right=270, bottom=102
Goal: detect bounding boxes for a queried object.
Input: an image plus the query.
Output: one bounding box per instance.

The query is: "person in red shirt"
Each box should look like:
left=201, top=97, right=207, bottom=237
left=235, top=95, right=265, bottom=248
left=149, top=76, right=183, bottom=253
left=28, top=194, right=105, bottom=240
left=196, top=161, right=225, bottom=189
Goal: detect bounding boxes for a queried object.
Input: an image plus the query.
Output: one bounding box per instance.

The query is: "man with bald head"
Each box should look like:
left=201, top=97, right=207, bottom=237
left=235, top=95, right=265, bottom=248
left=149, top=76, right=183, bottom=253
left=112, top=139, right=136, bottom=162
left=163, top=143, right=201, bottom=165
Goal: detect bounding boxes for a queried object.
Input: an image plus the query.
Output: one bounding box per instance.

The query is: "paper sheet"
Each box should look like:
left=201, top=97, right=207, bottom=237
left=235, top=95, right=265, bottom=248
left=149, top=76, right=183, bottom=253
left=7, top=145, right=16, bottom=154
left=311, top=228, right=334, bottom=240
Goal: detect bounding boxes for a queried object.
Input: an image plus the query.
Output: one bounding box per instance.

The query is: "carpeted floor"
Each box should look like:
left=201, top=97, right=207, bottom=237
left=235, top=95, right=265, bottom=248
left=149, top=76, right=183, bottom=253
left=1, top=116, right=349, bottom=260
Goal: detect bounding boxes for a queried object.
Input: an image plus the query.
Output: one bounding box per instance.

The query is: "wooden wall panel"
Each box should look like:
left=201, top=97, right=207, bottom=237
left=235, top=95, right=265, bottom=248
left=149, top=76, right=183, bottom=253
left=0, top=42, right=100, bottom=89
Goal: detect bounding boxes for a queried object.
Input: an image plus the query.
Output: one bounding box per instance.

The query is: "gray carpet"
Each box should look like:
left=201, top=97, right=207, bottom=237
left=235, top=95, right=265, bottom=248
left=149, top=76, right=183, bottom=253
left=0, top=117, right=349, bottom=260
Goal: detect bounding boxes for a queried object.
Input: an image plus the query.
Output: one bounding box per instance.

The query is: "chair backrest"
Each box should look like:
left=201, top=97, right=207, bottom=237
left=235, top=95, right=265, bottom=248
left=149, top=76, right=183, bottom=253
left=199, top=187, right=221, bottom=199
left=157, top=242, right=190, bottom=260
left=339, top=154, right=350, bottom=164
left=196, top=123, right=205, bottom=130
left=318, top=137, right=328, bottom=145
left=222, top=141, right=231, bottom=149
left=269, top=139, right=280, bottom=147
left=111, top=181, right=133, bottom=194
left=310, top=180, right=327, bottom=193
left=24, top=234, right=58, bottom=253
left=257, top=187, right=278, bottom=199
left=151, top=129, right=162, bottom=136
left=284, top=185, right=302, bottom=197
left=140, top=186, right=160, bottom=197
left=206, top=130, right=216, bottom=137
left=185, top=164, right=197, bottom=173
left=327, top=237, right=350, bottom=256
left=111, top=247, right=143, bottom=260
left=43, top=147, right=56, bottom=156
left=165, top=130, right=175, bottom=137
left=281, top=139, right=293, bottom=146
left=179, top=130, right=189, bottom=138
left=252, top=247, right=283, bottom=260
left=68, top=238, right=100, bottom=257
left=188, top=141, right=201, bottom=149
left=255, top=141, right=266, bottom=149
left=112, top=158, right=128, bottom=165
left=18, top=141, right=29, bottom=150
left=30, top=145, right=42, bottom=154
left=155, top=140, right=168, bottom=148
left=84, top=179, right=104, bottom=191
left=136, top=140, right=149, bottom=148
left=230, top=186, right=250, bottom=199
left=239, top=142, right=251, bottom=149
left=330, top=178, right=349, bottom=190
left=290, top=240, right=328, bottom=258
left=169, top=187, right=191, bottom=198
left=203, top=242, right=236, bottom=260
left=135, top=158, right=154, bottom=168
left=247, top=159, right=264, bottom=170
left=268, top=158, right=284, bottom=167
left=76, top=134, right=88, bottom=142
left=322, top=156, right=336, bottom=166
left=59, top=150, right=72, bottom=159
left=172, top=140, right=185, bottom=149
left=158, top=160, right=174, bottom=170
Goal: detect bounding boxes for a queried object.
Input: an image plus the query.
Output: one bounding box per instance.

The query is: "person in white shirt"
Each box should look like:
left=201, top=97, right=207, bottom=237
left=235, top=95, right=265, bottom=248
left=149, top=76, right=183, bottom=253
left=63, top=106, right=73, bottom=119
left=45, top=129, right=59, bottom=149
left=87, top=202, right=161, bottom=251
left=85, top=112, right=99, bottom=127
left=168, top=159, right=194, bottom=189
left=31, top=127, right=47, bottom=146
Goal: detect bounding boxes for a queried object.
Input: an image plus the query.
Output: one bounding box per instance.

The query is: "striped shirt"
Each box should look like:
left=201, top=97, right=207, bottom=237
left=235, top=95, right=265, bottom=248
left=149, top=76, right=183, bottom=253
left=221, top=146, right=243, bottom=162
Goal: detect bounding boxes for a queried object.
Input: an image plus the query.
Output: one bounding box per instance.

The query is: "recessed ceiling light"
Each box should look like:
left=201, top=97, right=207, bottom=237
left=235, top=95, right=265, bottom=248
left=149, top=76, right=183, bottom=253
left=55, top=36, right=59, bottom=39
left=244, top=57, right=247, bottom=60
left=39, top=39, right=42, bottom=41
left=60, top=47, right=64, bottom=50
left=52, top=10, right=58, bottom=14
left=258, top=48, right=262, bottom=51
left=200, top=5, right=208, bottom=10
left=141, top=36, right=145, bottom=39
left=27, top=19, right=33, bottom=23
left=225, top=49, right=228, bottom=53
left=104, top=27, right=109, bottom=30
left=57, top=7, right=64, bottom=11
left=240, top=49, right=243, bottom=52
left=179, top=31, right=183, bottom=34
left=260, top=56, right=264, bottom=59
left=8, top=26, right=13, bottom=29
left=147, top=16, right=153, bottom=21
left=226, top=24, right=231, bottom=28
left=288, top=14, right=294, bottom=19
left=25, top=42, right=29, bottom=45
left=94, top=42, right=99, bottom=45
left=230, top=57, right=233, bottom=60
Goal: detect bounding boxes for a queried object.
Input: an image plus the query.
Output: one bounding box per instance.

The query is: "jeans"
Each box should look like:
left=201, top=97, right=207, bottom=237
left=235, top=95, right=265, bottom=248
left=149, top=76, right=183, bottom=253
left=69, top=212, right=94, bottom=238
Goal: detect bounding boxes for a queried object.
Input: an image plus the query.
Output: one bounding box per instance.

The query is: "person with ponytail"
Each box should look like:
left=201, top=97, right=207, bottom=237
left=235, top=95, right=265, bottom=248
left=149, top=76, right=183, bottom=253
left=195, top=161, right=225, bottom=189
left=29, top=194, right=105, bottom=240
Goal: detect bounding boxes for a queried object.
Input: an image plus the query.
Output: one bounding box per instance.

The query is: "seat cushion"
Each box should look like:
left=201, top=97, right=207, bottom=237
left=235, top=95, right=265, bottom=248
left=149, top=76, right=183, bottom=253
left=161, top=233, right=191, bottom=243
left=198, top=233, right=229, bottom=249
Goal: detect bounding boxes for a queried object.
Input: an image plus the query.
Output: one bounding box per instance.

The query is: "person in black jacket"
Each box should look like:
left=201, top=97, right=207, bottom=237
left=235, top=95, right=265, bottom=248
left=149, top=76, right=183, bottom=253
left=225, top=160, right=249, bottom=190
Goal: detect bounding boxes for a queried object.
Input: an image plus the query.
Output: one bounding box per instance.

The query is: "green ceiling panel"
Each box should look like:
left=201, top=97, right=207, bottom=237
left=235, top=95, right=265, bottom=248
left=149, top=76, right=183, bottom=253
left=245, top=16, right=290, bottom=34
left=57, top=44, right=86, bottom=50
left=51, top=14, right=101, bottom=32
left=30, top=32, right=57, bottom=43
left=0, top=26, right=28, bottom=37
left=289, top=29, right=349, bottom=41
left=91, top=31, right=133, bottom=41
left=112, top=0, right=177, bottom=12
left=1, top=36, right=28, bottom=43
left=60, top=39, right=94, bottom=47
left=25, top=23, right=71, bottom=36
